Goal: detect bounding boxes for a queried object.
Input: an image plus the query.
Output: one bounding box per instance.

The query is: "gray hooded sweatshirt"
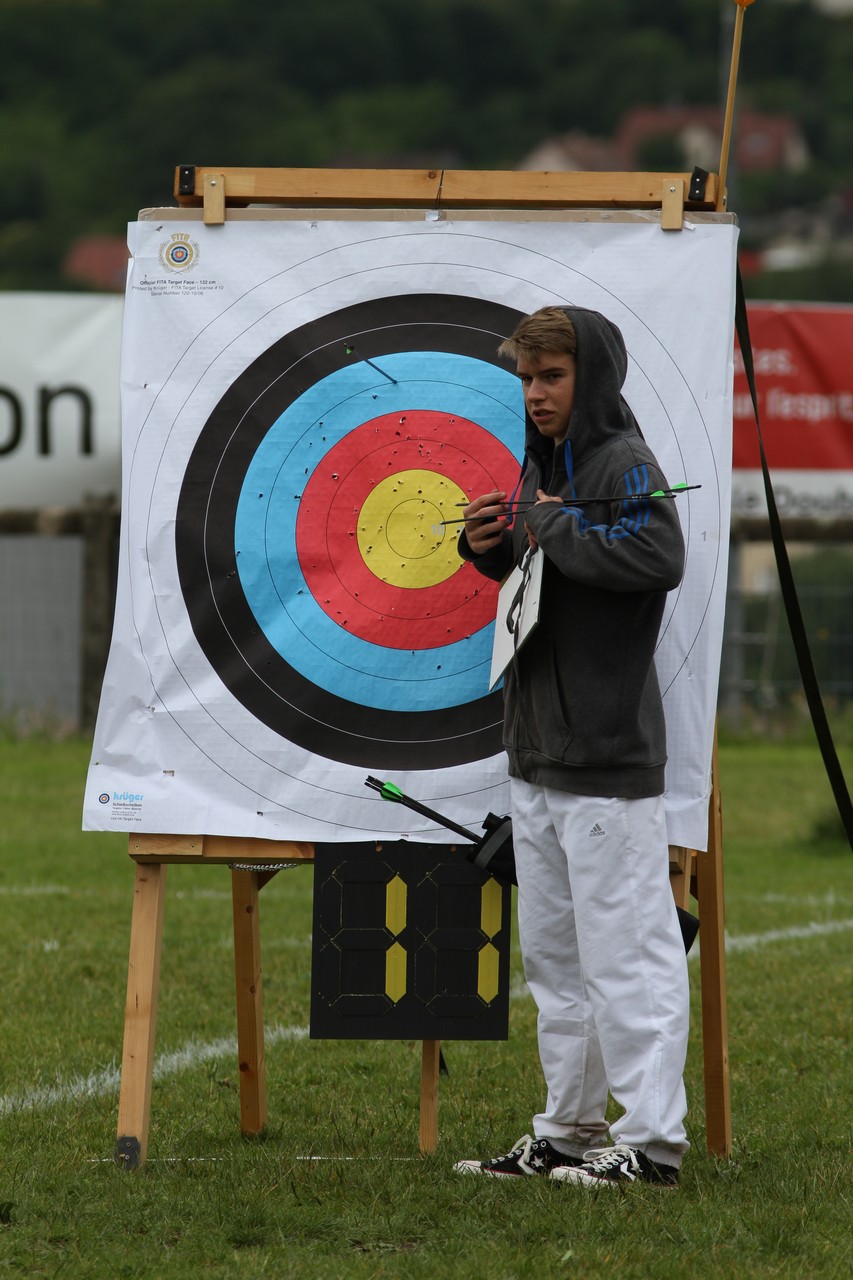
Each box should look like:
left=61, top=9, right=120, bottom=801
left=460, top=307, right=685, bottom=799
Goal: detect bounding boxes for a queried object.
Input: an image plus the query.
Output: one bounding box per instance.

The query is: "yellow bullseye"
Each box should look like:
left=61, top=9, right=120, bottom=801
left=357, top=469, right=468, bottom=589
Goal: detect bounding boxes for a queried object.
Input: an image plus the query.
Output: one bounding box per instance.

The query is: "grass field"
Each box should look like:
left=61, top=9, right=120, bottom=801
left=0, top=734, right=851, bottom=1278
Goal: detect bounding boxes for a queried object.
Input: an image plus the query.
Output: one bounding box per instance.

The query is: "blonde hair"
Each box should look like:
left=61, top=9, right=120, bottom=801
left=497, top=307, right=577, bottom=362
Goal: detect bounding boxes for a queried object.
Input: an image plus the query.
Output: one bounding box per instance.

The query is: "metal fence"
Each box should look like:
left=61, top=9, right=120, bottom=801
left=720, top=541, right=853, bottom=728
left=0, top=501, right=118, bottom=731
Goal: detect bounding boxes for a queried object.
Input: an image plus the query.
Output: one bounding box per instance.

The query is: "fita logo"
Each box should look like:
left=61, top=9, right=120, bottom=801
left=159, top=231, right=200, bottom=273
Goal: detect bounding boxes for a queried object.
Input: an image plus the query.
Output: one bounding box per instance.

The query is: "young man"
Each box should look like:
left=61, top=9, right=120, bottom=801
left=453, top=306, right=690, bottom=1188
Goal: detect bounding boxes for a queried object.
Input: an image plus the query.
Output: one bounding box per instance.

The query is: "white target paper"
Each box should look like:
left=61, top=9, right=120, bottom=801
left=84, top=216, right=737, bottom=850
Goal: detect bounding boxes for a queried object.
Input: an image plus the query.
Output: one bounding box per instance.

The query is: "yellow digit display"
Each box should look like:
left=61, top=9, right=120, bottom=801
left=311, top=845, right=511, bottom=1041
left=385, top=874, right=407, bottom=1002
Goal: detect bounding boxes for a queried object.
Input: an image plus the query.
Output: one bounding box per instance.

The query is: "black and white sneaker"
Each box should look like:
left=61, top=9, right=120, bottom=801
left=453, top=1134, right=582, bottom=1178
left=551, top=1143, right=679, bottom=1188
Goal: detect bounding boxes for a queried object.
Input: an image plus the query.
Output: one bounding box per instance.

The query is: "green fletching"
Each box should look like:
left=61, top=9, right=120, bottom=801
left=649, top=484, right=692, bottom=499
left=381, top=781, right=405, bottom=802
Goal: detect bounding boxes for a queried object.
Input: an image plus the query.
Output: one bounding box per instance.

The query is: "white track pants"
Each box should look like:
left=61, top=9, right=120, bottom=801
left=511, top=779, right=690, bottom=1167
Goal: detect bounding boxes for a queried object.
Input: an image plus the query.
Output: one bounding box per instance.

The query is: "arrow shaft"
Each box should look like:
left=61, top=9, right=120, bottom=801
left=442, top=485, right=700, bottom=525
left=365, top=776, right=479, bottom=843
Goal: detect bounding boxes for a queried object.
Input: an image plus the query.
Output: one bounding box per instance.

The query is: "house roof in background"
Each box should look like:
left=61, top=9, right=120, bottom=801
left=63, top=236, right=129, bottom=292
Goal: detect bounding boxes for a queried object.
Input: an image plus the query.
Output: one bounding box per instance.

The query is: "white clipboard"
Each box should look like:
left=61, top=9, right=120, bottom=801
left=489, top=548, right=543, bottom=690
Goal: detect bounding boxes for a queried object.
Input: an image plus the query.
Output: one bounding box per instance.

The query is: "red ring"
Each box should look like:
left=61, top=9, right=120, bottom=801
left=296, top=412, right=518, bottom=648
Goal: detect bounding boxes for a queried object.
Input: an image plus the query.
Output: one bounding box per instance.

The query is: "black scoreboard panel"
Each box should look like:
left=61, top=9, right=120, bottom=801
left=310, top=843, right=511, bottom=1040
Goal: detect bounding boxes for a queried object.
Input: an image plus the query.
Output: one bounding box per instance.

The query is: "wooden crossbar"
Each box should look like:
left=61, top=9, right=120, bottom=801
left=173, top=165, right=721, bottom=218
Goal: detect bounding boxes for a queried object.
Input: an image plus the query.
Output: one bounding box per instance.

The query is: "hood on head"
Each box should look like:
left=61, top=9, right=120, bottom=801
left=524, top=306, right=641, bottom=466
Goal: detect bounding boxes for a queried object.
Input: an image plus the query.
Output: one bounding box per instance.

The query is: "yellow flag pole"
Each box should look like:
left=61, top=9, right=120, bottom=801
left=717, top=0, right=758, bottom=212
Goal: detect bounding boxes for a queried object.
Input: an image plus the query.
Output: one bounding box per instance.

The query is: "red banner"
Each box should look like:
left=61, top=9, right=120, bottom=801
left=734, top=302, right=853, bottom=472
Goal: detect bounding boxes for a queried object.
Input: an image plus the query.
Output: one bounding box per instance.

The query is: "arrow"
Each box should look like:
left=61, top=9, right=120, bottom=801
left=364, top=775, right=480, bottom=843
left=436, top=483, right=701, bottom=525
left=343, top=342, right=398, bottom=384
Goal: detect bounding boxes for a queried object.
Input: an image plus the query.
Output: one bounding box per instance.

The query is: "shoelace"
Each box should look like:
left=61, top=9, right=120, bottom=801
left=489, top=1134, right=536, bottom=1173
left=580, top=1143, right=640, bottom=1176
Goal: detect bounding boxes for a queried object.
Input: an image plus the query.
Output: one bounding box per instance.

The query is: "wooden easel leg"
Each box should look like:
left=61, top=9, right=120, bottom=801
left=419, top=1039, right=440, bottom=1155
left=115, top=861, right=167, bottom=1169
left=696, top=743, right=732, bottom=1157
left=231, top=868, right=267, bottom=1136
left=669, top=845, right=695, bottom=911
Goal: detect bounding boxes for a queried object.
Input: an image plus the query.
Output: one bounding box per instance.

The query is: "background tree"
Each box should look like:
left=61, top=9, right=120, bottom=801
left=0, top=0, right=850, bottom=294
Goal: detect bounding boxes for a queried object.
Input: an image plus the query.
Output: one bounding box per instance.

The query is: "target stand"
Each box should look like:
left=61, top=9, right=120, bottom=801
left=116, top=833, right=510, bottom=1169
left=111, top=166, right=732, bottom=1169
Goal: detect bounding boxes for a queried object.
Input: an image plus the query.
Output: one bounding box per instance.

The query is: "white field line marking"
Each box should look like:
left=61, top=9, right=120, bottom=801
left=721, top=917, right=853, bottom=952
left=740, top=892, right=853, bottom=908
left=0, top=884, right=313, bottom=903
left=0, top=883, right=71, bottom=896
left=0, top=1023, right=308, bottom=1118
left=216, top=934, right=313, bottom=950
left=87, top=1156, right=226, bottom=1164
left=85, top=1154, right=418, bottom=1165
left=3, top=919, right=852, bottom=1117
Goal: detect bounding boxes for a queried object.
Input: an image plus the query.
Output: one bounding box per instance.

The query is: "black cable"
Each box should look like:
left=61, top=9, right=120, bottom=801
left=735, top=267, right=853, bottom=850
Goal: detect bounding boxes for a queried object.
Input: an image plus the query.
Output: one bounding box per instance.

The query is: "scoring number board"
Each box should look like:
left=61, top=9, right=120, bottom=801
left=310, top=843, right=512, bottom=1040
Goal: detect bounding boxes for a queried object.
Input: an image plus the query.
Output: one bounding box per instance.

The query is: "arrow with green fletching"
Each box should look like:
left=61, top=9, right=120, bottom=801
left=438, top=482, right=701, bottom=525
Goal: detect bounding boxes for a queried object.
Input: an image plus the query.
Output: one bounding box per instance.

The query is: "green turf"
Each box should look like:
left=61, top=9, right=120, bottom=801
left=0, top=735, right=851, bottom=1277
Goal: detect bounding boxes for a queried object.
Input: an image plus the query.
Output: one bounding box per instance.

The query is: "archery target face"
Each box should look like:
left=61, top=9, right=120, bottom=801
left=175, top=294, right=525, bottom=770
left=88, top=217, right=737, bottom=848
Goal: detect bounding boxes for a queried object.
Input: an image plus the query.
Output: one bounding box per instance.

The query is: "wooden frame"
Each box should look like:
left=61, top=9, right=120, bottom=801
left=114, top=166, right=732, bottom=1167
left=172, top=165, right=722, bottom=230
left=114, top=838, right=450, bottom=1169
left=116, top=779, right=729, bottom=1166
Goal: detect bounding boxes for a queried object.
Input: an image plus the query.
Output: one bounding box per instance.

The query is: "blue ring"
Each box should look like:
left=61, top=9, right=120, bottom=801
left=235, top=352, right=522, bottom=711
